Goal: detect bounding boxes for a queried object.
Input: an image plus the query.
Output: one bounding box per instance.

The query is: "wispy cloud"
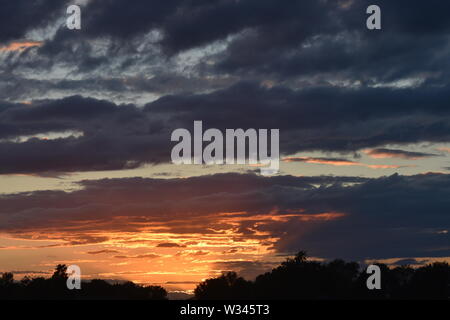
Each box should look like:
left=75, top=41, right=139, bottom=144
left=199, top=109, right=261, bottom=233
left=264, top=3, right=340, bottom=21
left=0, top=41, right=42, bottom=52
left=282, top=157, right=406, bottom=169
left=364, top=148, right=438, bottom=160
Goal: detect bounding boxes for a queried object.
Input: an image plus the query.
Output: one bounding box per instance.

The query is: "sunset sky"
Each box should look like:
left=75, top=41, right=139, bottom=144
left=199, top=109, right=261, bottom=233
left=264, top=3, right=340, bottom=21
left=1, top=0, right=450, bottom=295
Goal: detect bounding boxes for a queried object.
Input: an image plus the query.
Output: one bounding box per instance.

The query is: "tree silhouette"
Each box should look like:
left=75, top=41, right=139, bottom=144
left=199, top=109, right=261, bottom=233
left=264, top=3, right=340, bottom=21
left=0, top=265, right=167, bottom=300
left=51, top=264, right=68, bottom=280
left=0, top=272, right=13, bottom=286
left=194, top=252, right=450, bottom=300
left=194, top=272, right=253, bottom=300
left=0, top=272, right=15, bottom=298
left=1, top=254, right=449, bottom=300
left=408, top=262, right=450, bottom=299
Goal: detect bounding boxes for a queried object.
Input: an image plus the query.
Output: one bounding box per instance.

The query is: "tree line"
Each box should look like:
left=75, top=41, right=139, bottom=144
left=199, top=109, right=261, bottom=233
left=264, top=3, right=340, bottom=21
left=1, top=252, right=449, bottom=300
left=195, top=252, right=450, bottom=300
left=0, top=264, right=167, bottom=300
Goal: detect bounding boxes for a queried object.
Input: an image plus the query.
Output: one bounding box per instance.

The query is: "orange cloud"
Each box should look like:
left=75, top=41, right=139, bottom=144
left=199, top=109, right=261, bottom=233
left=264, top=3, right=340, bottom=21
left=363, top=148, right=437, bottom=160
left=0, top=41, right=42, bottom=52
left=366, top=164, right=404, bottom=169
left=86, top=249, right=121, bottom=255
left=283, top=157, right=359, bottom=166
left=297, top=212, right=346, bottom=221
left=282, top=157, right=404, bottom=169
left=437, top=147, right=450, bottom=153
left=114, top=253, right=160, bottom=259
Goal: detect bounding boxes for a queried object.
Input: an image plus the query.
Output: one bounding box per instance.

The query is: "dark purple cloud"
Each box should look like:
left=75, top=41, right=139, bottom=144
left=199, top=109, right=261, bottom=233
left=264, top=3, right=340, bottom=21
left=0, top=0, right=68, bottom=43
left=1, top=80, right=450, bottom=175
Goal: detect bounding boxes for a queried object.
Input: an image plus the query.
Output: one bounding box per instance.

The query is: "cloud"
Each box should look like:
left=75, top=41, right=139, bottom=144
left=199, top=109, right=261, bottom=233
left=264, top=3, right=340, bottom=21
left=0, top=1, right=449, bottom=177
left=0, top=41, right=42, bottom=52
left=156, top=243, right=186, bottom=248
left=364, top=148, right=439, bottom=160
left=0, top=96, right=169, bottom=174
left=0, top=0, right=68, bottom=44
left=5, top=270, right=50, bottom=275
left=0, top=172, right=448, bottom=260
left=86, top=249, right=121, bottom=255
left=0, top=1, right=449, bottom=268
left=282, top=156, right=405, bottom=169
left=176, top=250, right=210, bottom=257
left=147, top=82, right=450, bottom=151
left=3, top=0, right=450, bottom=93
left=210, top=0, right=450, bottom=86
left=391, top=258, right=428, bottom=266
left=0, top=80, right=449, bottom=176
left=213, top=260, right=279, bottom=280
left=437, top=147, right=450, bottom=153
left=114, top=253, right=160, bottom=260
left=274, top=173, right=450, bottom=259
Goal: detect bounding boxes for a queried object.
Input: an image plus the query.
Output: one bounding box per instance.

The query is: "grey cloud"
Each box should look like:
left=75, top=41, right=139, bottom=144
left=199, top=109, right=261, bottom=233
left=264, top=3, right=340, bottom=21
left=1, top=80, right=450, bottom=175
left=0, top=96, right=169, bottom=174
left=0, top=0, right=68, bottom=43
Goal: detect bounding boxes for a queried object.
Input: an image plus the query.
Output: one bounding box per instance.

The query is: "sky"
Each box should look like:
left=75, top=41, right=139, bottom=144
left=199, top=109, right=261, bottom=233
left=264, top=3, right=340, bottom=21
left=0, top=0, right=450, bottom=294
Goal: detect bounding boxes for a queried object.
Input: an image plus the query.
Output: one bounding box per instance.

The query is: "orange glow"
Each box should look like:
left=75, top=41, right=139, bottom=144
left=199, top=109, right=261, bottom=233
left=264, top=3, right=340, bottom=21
left=297, top=212, right=346, bottom=221
left=437, top=147, right=450, bottom=153
left=366, top=164, right=404, bottom=169
left=0, top=41, right=42, bottom=52
left=283, top=157, right=404, bottom=169
left=363, top=149, right=425, bottom=160
left=0, top=209, right=347, bottom=293
left=283, top=157, right=360, bottom=166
